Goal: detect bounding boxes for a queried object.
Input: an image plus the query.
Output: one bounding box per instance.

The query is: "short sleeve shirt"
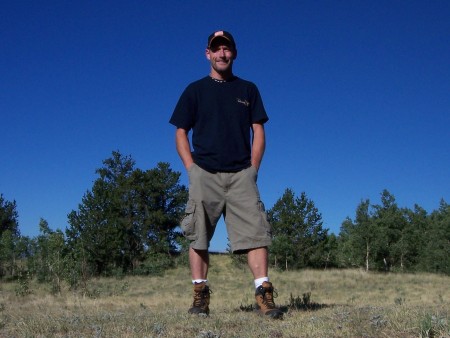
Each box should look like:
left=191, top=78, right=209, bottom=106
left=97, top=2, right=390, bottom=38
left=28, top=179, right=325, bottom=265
left=170, top=76, right=268, bottom=172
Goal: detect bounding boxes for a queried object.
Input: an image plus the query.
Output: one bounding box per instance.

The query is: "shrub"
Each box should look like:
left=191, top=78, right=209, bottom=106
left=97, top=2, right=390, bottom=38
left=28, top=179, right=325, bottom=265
left=133, top=253, right=175, bottom=276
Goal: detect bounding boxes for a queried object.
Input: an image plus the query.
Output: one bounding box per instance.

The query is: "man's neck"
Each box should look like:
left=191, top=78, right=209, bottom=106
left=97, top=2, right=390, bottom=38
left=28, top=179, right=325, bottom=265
left=210, top=70, right=234, bottom=81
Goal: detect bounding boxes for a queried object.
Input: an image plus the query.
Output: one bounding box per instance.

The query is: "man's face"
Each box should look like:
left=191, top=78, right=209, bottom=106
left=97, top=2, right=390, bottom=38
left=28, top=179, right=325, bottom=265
left=206, top=38, right=236, bottom=75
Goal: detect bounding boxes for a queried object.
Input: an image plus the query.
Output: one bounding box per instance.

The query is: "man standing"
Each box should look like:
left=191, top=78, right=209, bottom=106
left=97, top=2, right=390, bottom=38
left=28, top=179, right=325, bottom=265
left=169, top=30, right=282, bottom=319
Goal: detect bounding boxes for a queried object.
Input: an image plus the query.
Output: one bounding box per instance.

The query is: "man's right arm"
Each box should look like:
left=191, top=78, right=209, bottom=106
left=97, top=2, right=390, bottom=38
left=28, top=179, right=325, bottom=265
left=175, top=128, right=194, bottom=170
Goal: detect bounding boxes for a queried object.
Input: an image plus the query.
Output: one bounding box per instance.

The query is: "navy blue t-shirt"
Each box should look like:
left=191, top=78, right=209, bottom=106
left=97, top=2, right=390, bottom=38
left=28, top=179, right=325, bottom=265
left=170, top=76, right=269, bottom=172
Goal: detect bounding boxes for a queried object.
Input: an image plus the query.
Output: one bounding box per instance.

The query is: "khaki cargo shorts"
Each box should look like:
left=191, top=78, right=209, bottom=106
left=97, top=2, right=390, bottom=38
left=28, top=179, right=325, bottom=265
left=180, top=163, right=272, bottom=253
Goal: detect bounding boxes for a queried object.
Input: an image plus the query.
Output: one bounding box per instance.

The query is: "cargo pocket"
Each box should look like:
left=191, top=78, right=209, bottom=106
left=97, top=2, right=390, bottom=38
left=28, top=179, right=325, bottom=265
left=181, top=200, right=197, bottom=240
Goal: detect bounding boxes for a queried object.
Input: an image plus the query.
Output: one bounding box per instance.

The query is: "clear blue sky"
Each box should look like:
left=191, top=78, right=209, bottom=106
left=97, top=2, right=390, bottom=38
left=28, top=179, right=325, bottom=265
left=2, top=1, right=449, bottom=252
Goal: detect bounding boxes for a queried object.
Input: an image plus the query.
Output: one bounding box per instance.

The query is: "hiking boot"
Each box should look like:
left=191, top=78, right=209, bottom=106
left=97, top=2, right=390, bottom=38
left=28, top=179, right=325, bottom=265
left=188, top=282, right=211, bottom=316
left=255, top=281, right=283, bottom=319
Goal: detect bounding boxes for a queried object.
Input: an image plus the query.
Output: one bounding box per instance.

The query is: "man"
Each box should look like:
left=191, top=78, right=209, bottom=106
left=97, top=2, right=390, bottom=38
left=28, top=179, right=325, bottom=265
left=169, top=30, right=282, bottom=319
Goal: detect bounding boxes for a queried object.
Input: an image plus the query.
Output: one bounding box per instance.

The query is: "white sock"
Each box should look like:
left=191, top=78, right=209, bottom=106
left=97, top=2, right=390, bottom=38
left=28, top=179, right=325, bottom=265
left=254, top=277, right=269, bottom=289
left=192, top=279, right=208, bottom=284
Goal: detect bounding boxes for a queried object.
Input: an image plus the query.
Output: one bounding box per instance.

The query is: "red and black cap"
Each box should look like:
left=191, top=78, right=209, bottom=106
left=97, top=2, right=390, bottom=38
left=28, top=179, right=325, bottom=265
left=207, top=30, right=236, bottom=49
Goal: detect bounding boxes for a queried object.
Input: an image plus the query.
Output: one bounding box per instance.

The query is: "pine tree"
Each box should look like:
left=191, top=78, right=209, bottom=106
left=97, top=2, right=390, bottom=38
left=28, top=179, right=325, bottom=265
left=268, top=188, right=327, bottom=269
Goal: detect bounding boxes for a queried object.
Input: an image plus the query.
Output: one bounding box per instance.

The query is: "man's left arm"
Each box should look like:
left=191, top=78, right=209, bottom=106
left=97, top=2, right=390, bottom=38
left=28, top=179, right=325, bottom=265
left=251, top=123, right=266, bottom=172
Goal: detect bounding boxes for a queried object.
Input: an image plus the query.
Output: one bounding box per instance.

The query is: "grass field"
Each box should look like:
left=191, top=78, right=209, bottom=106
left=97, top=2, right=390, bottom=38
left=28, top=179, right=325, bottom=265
left=0, top=255, right=449, bottom=337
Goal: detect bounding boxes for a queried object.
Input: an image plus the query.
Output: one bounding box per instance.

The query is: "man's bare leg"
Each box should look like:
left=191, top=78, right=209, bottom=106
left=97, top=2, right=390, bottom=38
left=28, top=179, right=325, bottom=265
left=247, top=246, right=268, bottom=279
left=189, top=247, right=209, bottom=280
left=188, top=247, right=210, bottom=315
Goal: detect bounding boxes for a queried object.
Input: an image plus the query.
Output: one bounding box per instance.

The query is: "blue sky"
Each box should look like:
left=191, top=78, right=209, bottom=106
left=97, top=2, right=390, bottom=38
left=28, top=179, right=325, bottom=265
left=2, top=1, right=449, bottom=252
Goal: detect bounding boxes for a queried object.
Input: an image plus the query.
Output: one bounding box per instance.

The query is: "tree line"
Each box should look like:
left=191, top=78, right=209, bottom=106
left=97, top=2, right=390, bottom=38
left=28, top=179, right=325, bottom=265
left=268, top=188, right=449, bottom=274
left=1, top=151, right=449, bottom=290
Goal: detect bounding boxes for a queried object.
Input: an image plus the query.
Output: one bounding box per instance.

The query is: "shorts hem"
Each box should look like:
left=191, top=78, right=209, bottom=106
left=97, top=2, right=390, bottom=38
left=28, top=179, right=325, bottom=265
left=230, top=240, right=272, bottom=254
left=190, top=241, right=209, bottom=251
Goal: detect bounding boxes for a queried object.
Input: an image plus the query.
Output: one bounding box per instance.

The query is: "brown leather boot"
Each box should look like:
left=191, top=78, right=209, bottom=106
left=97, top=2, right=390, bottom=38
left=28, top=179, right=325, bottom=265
left=254, top=281, right=283, bottom=319
left=188, top=282, right=211, bottom=316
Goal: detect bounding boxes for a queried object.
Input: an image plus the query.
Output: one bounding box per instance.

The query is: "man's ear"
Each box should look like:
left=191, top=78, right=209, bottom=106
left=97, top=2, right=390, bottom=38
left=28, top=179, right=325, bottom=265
left=205, top=48, right=211, bottom=60
left=233, top=49, right=238, bottom=60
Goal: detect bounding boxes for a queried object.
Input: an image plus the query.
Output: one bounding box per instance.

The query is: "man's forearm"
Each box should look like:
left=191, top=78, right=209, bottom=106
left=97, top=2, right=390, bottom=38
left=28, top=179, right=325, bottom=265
left=175, top=128, right=194, bottom=170
left=251, top=123, right=266, bottom=171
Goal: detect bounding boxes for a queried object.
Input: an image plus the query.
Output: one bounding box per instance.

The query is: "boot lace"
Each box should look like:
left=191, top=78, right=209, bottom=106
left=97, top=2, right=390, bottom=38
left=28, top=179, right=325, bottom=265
left=193, top=286, right=212, bottom=307
left=260, top=285, right=278, bottom=309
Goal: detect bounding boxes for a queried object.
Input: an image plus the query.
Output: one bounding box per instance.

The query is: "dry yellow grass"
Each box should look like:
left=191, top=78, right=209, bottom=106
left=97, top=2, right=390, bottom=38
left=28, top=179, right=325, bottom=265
left=0, top=255, right=449, bottom=337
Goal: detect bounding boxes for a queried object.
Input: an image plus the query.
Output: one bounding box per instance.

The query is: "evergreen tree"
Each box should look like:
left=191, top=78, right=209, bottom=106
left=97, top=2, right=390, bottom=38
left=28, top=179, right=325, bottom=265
left=418, top=199, right=450, bottom=274
left=31, top=219, right=67, bottom=293
left=371, top=190, right=407, bottom=271
left=398, top=204, right=429, bottom=271
left=320, top=233, right=339, bottom=269
left=339, top=199, right=377, bottom=271
left=66, top=151, right=187, bottom=276
left=0, top=195, right=21, bottom=278
left=0, top=194, right=20, bottom=237
left=268, top=188, right=327, bottom=269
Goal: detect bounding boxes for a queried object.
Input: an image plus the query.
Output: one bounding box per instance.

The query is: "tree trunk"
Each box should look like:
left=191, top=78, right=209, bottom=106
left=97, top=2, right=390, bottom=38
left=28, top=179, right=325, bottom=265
left=324, top=252, right=330, bottom=270
left=365, top=241, right=370, bottom=272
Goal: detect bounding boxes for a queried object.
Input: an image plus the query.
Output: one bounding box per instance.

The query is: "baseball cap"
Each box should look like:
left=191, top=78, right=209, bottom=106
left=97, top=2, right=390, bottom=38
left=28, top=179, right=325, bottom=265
left=207, top=30, right=236, bottom=49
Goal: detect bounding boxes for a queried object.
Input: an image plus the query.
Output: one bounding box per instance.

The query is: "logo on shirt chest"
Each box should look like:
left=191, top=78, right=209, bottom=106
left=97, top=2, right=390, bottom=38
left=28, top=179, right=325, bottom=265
left=236, top=98, right=250, bottom=107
